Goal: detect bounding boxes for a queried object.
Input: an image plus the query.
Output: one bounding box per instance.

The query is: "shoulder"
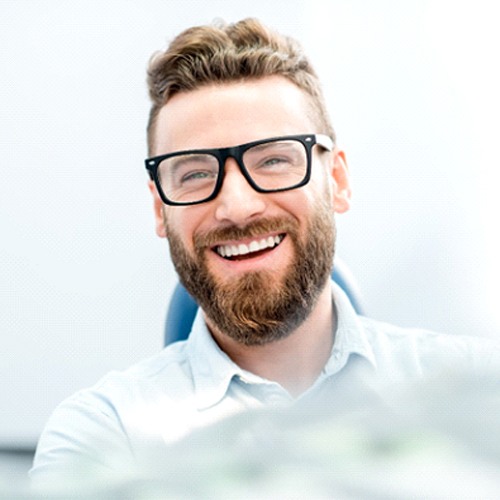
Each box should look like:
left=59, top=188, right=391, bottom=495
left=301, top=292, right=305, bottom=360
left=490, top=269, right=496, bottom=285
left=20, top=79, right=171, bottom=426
left=113, top=340, right=193, bottom=390
left=31, top=341, right=196, bottom=483
left=65, top=340, right=198, bottom=421
left=358, top=315, right=500, bottom=378
left=54, top=341, right=194, bottom=408
left=359, top=314, right=497, bottom=350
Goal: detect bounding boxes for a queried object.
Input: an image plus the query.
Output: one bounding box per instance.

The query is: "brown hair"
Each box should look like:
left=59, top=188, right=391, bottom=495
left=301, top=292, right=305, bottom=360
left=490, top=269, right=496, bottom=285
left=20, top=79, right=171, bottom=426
left=146, top=18, right=335, bottom=153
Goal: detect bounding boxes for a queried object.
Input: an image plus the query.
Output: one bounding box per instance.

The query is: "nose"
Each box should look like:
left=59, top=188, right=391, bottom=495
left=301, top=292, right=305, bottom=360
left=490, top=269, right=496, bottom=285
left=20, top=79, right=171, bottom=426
left=214, top=158, right=267, bottom=225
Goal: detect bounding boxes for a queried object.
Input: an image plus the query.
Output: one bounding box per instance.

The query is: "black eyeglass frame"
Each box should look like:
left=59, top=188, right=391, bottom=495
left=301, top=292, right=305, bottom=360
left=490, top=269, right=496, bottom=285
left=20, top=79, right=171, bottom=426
left=145, top=133, right=334, bottom=206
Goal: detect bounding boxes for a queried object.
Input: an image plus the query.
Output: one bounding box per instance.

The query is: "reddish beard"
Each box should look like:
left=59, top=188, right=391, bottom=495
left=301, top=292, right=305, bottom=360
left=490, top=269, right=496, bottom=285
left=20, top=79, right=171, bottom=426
left=165, top=204, right=335, bottom=346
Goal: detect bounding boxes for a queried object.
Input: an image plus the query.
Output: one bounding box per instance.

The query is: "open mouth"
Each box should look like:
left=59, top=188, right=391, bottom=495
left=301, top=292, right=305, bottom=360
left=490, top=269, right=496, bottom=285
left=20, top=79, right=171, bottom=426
left=214, top=234, right=286, bottom=261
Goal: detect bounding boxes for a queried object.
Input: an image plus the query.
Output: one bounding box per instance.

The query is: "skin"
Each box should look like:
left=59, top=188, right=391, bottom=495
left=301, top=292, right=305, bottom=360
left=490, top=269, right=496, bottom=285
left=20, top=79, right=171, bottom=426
left=149, top=76, right=351, bottom=396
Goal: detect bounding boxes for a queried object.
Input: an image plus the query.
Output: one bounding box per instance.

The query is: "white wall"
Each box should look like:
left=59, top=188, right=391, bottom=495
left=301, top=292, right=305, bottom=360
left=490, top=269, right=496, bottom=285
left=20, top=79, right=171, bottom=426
left=310, top=1, right=500, bottom=337
left=1, top=0, right=499, bottom=446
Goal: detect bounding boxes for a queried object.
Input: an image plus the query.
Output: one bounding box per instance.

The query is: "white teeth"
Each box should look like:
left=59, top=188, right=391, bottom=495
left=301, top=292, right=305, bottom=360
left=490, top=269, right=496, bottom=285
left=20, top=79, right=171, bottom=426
left=216, top=235, right=284, bottom=259
left=238, top=244, right=249, bottom=255
left=249, top=241, right=260, bottom=253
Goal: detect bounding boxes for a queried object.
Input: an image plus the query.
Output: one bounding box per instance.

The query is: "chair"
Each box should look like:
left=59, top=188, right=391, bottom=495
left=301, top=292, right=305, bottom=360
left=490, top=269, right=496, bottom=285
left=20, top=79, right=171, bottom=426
left=165, top=259, right=364, bottom=346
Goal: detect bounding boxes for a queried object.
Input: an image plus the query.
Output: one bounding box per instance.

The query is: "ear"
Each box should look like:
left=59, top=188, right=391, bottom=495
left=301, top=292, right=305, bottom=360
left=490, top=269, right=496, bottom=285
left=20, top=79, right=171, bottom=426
left=330, top=150, right=352, bottom=214
left=148, top=180, right=168, bottom=238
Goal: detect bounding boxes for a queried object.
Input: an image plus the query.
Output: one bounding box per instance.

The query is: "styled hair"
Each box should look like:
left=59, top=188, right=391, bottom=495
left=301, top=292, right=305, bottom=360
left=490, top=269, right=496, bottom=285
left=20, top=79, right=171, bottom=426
left=146, top=18, right=335, bottom=153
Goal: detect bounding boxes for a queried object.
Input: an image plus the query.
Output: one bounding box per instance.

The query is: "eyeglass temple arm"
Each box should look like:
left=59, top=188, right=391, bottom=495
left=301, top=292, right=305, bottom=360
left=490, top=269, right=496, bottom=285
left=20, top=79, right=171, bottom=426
left=315, top=134, right=334, bottom=151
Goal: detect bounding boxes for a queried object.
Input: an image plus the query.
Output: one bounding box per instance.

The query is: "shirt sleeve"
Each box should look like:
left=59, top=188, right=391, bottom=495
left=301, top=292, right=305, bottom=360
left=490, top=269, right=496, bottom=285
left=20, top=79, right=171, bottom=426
left=29, top=386, right=135, bottom=491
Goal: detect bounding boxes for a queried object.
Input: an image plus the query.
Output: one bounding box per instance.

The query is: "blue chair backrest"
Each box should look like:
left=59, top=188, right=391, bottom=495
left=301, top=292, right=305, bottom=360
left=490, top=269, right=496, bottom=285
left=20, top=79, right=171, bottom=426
left=165, top=259, right=364, bottom=346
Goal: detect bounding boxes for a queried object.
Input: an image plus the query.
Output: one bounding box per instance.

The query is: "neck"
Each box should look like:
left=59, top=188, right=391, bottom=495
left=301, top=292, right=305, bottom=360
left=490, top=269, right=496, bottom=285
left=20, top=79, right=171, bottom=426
left=206, top=282, right=335, bottom=398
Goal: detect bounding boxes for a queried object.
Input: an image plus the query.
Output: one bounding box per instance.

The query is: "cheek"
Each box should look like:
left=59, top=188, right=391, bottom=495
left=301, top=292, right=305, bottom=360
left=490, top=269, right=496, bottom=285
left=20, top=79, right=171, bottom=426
left=164, top=207, right=206, bottom=251
left=309, top=172, right=335, bottom=211
left=311, top=163, right=334, bottom=198
left=286, top=181, right=332, bottom=214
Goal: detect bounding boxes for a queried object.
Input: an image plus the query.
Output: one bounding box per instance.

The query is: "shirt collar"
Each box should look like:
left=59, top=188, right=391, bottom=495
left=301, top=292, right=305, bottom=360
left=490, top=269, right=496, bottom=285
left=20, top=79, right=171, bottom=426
left=187, top=312, right=245, bottom=410
left=186, top=280, right=377, bottom=409
left=324, top=282, right=377, bottom=374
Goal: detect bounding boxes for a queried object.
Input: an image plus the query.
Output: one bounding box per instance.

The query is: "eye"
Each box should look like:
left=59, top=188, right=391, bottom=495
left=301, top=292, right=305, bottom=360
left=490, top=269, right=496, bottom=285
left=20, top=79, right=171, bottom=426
left=244, top=140, right=304, bottom=175
left=262, top=157, right=288, bottom=167
left=254, top=155, right=293, bottom=172
left=165, top=154, right=219, bottom=187
left=180, top=169, right=217, bottom=184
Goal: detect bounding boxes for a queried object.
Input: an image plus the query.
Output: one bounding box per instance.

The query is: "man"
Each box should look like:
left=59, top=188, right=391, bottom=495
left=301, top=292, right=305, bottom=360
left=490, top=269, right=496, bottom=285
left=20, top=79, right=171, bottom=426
left=30, top=18, right=499, bottom=487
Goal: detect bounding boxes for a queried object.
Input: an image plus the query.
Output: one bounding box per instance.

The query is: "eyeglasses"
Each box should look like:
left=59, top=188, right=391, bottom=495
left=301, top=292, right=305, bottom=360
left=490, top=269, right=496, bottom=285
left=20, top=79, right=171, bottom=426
left=145, top=134, right=334, bottom=206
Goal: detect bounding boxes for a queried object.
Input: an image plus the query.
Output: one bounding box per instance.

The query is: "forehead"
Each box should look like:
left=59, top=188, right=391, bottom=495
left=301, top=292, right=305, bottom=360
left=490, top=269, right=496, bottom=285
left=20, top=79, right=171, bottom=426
left=152, top=76, right=318, bottom=155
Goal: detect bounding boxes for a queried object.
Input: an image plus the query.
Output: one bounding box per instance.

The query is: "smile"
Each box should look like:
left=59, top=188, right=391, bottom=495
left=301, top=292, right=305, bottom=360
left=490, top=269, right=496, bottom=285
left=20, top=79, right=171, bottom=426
left=215, top=234, right=285, bottom=260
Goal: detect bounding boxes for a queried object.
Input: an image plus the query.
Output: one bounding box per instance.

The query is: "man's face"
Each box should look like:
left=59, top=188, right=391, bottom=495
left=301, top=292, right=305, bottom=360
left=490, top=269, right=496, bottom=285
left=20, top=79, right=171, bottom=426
left=149, top=76, right=351, bottom=345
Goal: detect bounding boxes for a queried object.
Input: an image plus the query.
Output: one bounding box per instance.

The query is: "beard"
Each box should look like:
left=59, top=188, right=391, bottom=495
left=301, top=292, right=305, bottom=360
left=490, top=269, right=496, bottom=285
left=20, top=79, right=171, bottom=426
left=165, top=200, right=336, bottom=346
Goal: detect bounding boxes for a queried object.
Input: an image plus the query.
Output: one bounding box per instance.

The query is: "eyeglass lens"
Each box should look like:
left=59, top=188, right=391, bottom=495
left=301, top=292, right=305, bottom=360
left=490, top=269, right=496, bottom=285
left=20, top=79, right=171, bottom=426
left=156, top=139, right=308, bottom=204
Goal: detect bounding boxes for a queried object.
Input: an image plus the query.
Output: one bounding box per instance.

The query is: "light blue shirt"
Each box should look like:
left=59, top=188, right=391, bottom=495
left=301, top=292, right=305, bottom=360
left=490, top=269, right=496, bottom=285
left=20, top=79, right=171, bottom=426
left=30, top=282, right=499, bottom=484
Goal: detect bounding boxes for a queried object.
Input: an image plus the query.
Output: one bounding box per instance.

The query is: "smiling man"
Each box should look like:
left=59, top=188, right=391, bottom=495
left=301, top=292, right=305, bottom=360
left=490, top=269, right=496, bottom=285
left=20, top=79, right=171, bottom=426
left=30, top=18, right=499, bottom=486
left=147, top=75, right=349, bottom=396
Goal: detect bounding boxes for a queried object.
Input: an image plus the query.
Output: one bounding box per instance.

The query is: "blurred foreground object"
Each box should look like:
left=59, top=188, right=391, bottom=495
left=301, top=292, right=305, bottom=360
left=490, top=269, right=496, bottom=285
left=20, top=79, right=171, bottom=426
left=10, top=369, right=500, bottom=499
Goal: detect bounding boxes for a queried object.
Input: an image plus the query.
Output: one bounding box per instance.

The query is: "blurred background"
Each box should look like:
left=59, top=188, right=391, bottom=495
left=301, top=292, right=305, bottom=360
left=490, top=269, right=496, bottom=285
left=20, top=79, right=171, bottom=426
left=1, top=0, right=499, bottom=478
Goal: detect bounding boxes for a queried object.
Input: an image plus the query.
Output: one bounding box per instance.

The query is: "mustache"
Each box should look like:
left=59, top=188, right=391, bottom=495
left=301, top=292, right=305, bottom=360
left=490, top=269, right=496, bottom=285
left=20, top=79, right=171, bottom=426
left=193, top=216, right=299, bottom=250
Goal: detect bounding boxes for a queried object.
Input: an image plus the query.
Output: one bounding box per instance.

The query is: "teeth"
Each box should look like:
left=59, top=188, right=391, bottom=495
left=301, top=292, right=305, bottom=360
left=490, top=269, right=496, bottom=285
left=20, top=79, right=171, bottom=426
left=216, top=235, right=284, bottom=259
left=249, top=241, right=260, bottom=252
left=238, top=244, right=249, bottom=255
